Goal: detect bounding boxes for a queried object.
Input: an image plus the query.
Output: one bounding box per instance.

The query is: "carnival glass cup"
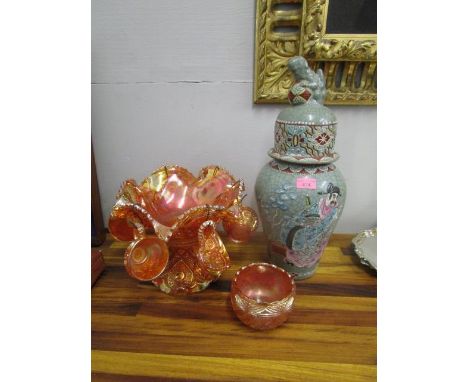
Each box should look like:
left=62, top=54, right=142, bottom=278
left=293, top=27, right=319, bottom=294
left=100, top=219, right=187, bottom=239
left=223, top=205, right=258, bottom=243
left=230, top=263, right=295, bottom=330
left=124, top=236, right=170, bottom=281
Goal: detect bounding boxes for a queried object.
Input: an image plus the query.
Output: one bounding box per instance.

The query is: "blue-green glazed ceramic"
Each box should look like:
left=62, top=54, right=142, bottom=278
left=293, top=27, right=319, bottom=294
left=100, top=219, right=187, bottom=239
left=255, top=56, right=346, bottom=280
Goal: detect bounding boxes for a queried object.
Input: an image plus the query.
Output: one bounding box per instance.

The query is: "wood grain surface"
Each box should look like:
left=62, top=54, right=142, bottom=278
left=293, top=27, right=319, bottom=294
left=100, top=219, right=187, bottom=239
left=92, top=233, right=377, bottom=381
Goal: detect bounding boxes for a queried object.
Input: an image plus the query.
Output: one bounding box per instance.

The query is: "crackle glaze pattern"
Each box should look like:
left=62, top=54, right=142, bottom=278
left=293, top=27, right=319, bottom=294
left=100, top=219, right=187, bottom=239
left=271, top=120, right=337, bottom=162
left=256, top=160, right=346, bottom=279
left=255, top=56, right=347, bottom=280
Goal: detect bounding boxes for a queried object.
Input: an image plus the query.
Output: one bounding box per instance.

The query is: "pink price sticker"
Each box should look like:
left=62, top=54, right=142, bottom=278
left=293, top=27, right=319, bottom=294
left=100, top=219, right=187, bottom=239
left=296, top=177, right=317, bottom=190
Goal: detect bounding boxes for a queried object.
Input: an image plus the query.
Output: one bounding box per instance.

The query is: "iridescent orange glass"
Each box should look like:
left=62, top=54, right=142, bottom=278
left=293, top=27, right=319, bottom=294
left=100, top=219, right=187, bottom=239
left=231, top=263, right=296, bottom=330
left=108, top=165, right=258, bottom=295
left=124, top=236, right=169, bottom=281
left=223, top=205, right=258, bottom=243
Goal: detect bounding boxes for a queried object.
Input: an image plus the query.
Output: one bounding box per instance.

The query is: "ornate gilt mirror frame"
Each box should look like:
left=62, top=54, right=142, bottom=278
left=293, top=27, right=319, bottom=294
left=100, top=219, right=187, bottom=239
left=254, top=0, right=377, bottom=105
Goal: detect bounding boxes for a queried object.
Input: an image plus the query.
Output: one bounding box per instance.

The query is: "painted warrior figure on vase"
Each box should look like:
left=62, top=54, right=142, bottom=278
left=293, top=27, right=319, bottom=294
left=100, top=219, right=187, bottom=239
left=260, top=175, right=344, bottom=279
left=281, top=182, right=342, bottom=269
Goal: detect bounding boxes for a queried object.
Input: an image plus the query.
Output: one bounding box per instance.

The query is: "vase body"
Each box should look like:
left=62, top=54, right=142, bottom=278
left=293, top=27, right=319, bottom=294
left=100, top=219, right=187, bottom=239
left=256, top=160, right=346, bottom=279
left=255, top=56, right=346, bottom=280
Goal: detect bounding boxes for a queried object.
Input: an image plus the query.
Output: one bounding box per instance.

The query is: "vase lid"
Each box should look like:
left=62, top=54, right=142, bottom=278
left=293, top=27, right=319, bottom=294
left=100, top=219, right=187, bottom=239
left=268, top=56, right=339, bottom=165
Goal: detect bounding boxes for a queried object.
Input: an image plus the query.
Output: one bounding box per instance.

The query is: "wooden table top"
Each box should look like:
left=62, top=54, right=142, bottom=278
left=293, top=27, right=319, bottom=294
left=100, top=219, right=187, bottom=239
left=92, top=233, right=377, bottom=382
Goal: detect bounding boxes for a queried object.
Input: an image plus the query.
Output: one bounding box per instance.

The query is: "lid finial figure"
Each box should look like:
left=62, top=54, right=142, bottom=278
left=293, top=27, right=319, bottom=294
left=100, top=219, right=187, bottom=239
left=287, top=56, right=326, bottom=105
left=270, top=56, right=338, bottom=164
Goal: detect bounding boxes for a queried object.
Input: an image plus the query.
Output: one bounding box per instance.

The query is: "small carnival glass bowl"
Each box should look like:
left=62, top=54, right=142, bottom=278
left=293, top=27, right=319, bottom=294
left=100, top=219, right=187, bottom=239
left=230, top=263, right=295, bottom=330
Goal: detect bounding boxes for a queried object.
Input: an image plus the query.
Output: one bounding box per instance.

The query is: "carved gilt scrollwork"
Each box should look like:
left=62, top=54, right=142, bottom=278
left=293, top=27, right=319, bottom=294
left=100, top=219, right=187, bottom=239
left=254, top=0, right=377, bottom=105
left=254, top=0, right=300, bottom=103
left=301, top=0, right=376, bottom=61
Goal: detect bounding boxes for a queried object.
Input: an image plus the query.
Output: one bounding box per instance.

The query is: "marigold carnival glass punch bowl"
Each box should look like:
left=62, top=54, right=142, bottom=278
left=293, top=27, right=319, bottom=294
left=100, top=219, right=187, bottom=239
left=108, top=165, right=258, bottom=295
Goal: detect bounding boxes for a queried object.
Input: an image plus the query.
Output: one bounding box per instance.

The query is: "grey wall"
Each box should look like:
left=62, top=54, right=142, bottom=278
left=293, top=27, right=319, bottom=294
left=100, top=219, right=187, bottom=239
left=92, top=0, right=376, bottom=233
